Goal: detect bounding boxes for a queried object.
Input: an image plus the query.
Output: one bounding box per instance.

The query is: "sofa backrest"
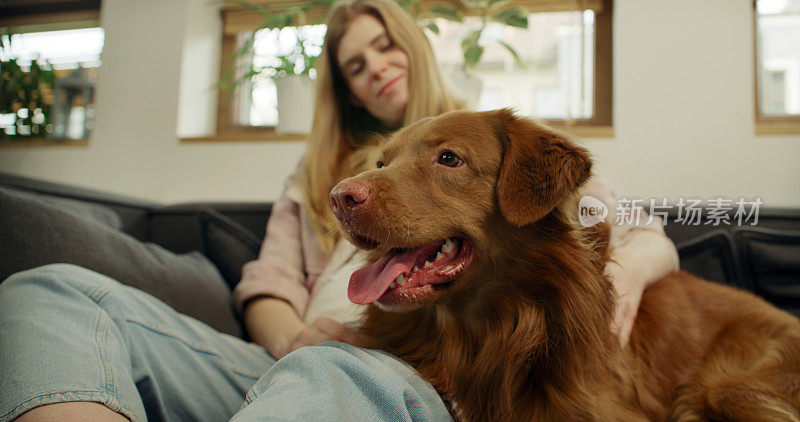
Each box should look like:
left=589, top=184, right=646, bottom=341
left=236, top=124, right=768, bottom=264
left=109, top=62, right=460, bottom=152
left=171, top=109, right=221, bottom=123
left=0, top=172, right=156, bottom=240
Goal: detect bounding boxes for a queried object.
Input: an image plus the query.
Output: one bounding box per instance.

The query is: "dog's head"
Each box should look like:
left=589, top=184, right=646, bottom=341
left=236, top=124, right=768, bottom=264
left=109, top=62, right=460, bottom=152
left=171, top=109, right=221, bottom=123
left=330, top=109, right=592, bottom=311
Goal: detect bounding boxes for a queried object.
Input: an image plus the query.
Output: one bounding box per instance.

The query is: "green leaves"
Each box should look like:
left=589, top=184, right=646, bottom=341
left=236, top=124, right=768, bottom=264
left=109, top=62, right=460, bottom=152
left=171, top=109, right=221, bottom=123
left=463, top=44, right=484, bottom=69
left=227, top=0, right=334, bottom=29
left=488, top=0, right=512, bottom=7
left=425, top=22, right=441, bottom=34
left=396, top=0, right=419, bottom=12
left=266, top=47, right=316, bottom=78
left=497, top=40, right=525, bottom=68
left=458, top=0, right=486, bottom=9
left=461, top=29, right=484, bottom=69
left=491, top=8, right=528, bottom=28
left=454, top=2, right=528, bottom=71
left=263, top=13, right=296, bottom=29
left=0, top=54, right=56, bottom=138
left=429, top=5, right=463, bottom=22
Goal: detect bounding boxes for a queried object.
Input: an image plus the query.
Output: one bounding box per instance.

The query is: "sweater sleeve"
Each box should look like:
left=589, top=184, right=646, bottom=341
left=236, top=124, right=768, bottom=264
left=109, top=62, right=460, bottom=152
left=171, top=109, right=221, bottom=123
left=581, top=175, right=680, bottom=270
left=232, top=168, right=311, bottom=316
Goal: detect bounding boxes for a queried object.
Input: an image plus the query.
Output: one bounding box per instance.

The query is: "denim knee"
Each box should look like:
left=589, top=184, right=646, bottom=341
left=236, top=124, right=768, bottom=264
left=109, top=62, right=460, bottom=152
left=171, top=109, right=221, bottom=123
left=0, top=264, right=145, bottom=422
left=2, top=264, right=272, bottom=422
left=234, top=342, right=451, bottom=422
left=0, top=263, right=122, bottom=320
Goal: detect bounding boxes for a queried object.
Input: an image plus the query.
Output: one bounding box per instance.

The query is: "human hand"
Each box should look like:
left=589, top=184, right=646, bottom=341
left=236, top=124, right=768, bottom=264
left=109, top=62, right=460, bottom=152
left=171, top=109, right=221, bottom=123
left=244, top=297, right=361, bottom=360
left=606, top=229, right=679, bottom=348
left=606, top=260, right=643, bottom=348
left=280, top=317, right=360, bottom=359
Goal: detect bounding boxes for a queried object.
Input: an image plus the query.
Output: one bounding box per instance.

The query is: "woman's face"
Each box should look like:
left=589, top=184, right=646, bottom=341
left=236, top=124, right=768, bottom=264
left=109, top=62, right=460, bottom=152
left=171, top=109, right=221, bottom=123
left=337, top=14, right=409, bottom=128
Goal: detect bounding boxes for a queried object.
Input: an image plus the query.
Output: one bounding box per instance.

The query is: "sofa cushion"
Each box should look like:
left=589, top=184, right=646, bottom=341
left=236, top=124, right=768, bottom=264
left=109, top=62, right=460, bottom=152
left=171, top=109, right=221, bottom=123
left=201, top=208, right=262, bottom=289
left=734, top=227, right=800, bottom=317
left=0, top=188, right=243, bottom=338
left=2, top=186, right=123, bottom=230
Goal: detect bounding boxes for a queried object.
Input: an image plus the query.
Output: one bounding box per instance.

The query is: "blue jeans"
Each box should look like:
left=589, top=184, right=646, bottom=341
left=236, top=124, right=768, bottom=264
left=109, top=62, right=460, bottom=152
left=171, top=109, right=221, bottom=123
left=0, top=264, right=451, bottom=422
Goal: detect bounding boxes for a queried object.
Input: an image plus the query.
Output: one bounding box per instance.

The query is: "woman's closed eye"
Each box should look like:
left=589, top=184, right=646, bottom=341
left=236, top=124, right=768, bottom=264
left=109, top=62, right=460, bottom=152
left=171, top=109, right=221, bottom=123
left=347, top=60, right=364, bottom=76
left=377, top=37, right=393, bottom=52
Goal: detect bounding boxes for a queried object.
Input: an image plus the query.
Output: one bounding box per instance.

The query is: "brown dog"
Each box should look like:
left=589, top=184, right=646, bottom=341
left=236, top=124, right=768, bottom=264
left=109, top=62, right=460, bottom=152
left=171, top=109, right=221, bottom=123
left=329, top=109, right=800, bottom=421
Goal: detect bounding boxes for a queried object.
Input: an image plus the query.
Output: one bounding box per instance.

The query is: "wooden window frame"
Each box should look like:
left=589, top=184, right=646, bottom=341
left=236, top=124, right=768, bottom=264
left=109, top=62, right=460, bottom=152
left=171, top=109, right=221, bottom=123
left=0, top=0, right=100, bottom=28
left=753, top=1, right=800, bottom=136
left=201, top=0, right=614, bottom=143
left=544, top=0, right=613, bottom=137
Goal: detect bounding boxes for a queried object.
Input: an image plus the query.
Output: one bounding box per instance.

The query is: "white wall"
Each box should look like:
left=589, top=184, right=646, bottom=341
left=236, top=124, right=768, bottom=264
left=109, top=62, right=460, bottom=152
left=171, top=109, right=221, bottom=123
left=586, top=0, right=800, bottom=208
left=0, top=0, right=306, bottom=203
left=0, top=0, right=798, bottom=207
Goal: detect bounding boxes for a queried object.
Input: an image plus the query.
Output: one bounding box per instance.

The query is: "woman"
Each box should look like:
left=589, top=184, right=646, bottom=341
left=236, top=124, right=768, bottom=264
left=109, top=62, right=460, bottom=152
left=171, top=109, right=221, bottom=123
left=235, top=0, right=675, bottom=360
left=0, top=0, right=677, bottom=421
left=234, top=0, right=464, bottom=361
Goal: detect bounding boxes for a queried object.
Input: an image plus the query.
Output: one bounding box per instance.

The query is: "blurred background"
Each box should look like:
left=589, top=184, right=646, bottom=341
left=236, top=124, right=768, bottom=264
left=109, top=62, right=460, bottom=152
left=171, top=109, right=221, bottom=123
left=0, top=0, right=798, bottom=207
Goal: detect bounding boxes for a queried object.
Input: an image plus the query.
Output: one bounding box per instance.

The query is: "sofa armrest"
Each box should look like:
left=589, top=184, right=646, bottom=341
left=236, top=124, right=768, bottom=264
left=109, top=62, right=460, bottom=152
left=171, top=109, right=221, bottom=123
left=146, top=204, right=271, bottom=289
left=146, top=203, right=271, bottom=254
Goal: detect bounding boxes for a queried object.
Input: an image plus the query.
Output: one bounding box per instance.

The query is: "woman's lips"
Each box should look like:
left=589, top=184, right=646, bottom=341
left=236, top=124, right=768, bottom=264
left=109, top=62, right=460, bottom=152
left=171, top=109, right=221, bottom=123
left=379, top=76, right=402, bottom=97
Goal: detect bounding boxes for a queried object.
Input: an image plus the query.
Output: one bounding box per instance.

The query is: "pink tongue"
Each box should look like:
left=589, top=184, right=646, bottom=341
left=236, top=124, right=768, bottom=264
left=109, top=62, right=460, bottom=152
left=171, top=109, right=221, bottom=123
left=348, top=247, right=423, bottom=304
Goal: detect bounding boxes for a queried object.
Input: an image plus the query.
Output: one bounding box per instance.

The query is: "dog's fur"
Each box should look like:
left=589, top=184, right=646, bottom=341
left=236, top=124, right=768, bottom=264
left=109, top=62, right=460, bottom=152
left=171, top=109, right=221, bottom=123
left=332, top=109, right=800, bottom=421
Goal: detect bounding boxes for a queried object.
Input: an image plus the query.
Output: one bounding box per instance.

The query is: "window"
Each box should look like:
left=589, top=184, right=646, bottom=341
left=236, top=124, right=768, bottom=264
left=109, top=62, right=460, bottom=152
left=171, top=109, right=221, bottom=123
left=755, top=0, right=800, bottom=134
left=216, top=0, right=612, bottom=140
left=0, top=28, right=104, bottom=140
left=428, top=9, right=601, bottom=124
left=0, top=1, right=103, bottom=144
left=236, top=25, right=326, bottom=128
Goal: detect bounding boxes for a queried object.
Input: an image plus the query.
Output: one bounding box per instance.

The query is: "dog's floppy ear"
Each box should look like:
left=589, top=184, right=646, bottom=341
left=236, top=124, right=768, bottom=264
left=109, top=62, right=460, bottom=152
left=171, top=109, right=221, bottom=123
left=491, top=109, right=592, bottom=227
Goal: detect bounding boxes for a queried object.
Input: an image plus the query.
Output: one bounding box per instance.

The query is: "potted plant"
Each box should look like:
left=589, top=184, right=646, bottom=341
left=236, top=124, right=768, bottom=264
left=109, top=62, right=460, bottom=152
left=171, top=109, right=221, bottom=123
left=226, top=0, right=333, bottom=134
left=422, top=0, right=527, bottom=70
left=262, top=28, right=320, bottom=134
left=422, top=0, right=528, bottom=108
left=1, top=35, right=56, bottom=139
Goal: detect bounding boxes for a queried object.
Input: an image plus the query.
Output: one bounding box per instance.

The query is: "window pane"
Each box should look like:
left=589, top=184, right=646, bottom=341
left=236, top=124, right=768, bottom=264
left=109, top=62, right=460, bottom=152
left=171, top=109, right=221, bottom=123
left=1, top=28, right=104, bottom=139
left=756, top=0, right=800, bottom=116
left=233, top=10, right=598, bottom=127
left=237, top=25, right=326, bottom=127
left=428, top=10, right=595, bottom=121
left=1, top=27, right=104, bottom=69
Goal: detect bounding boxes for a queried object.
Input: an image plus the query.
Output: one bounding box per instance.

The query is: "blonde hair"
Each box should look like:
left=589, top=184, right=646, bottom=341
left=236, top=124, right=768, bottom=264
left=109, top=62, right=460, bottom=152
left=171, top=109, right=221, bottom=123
left=303, top=0, right=462, bottom=252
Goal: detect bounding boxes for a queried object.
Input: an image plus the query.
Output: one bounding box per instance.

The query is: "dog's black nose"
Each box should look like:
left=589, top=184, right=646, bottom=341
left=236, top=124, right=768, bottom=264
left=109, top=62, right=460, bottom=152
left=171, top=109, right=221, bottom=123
left=330, top=180, right=371, bottom=222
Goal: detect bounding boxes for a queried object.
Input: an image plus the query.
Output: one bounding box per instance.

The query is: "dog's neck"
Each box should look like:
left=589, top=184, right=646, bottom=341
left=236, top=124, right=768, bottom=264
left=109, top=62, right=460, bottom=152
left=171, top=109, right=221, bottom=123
left=359, top=210, right=636, bottom=420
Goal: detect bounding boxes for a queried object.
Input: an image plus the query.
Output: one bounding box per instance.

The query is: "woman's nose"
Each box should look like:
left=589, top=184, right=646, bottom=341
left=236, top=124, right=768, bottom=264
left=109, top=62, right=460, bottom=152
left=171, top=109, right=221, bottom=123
left=365, top=54, right=389, bottom=79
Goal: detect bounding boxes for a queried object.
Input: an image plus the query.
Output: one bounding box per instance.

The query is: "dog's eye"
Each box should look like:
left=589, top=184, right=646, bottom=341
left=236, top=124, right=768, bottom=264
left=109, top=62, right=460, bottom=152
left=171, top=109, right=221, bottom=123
left=376, top=161, right=385, bottom=169
left=437, top=151, right=463, bottom=167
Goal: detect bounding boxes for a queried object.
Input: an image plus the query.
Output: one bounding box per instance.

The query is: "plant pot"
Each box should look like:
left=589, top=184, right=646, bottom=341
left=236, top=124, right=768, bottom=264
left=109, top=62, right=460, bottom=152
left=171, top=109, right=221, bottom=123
left=275, top=75, right=315, bottom=135
left=447, top=69, right=483, bottom=110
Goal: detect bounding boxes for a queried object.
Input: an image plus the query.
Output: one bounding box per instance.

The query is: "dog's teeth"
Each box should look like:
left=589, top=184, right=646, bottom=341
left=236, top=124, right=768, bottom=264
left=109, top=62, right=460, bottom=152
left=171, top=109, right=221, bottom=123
left=396, top=273, right=406, bottom=286
left=423, top=261, right=433, bottom=268
left=435, top=251, right=445, bottom=261
left=442, top=239, right=455, bottom=253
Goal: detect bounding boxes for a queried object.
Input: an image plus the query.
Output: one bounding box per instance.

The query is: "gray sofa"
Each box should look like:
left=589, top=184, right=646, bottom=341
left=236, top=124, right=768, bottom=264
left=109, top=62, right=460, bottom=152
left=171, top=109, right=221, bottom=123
left=2, top=171, right=799, bottom=338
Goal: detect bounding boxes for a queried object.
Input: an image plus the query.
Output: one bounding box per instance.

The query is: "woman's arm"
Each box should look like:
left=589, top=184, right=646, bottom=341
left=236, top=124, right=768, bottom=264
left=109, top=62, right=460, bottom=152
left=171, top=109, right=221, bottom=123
left=234, top=165, right=358, bottom=358
left=232, top=165, right=314, bottom=356
left=232, top=169, right=310, bottom=319
left=582, top=176, right=680, bottom=347
left=606, top=228, right=679, bottom=347
left=245, top=297, right=357, bottom=359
